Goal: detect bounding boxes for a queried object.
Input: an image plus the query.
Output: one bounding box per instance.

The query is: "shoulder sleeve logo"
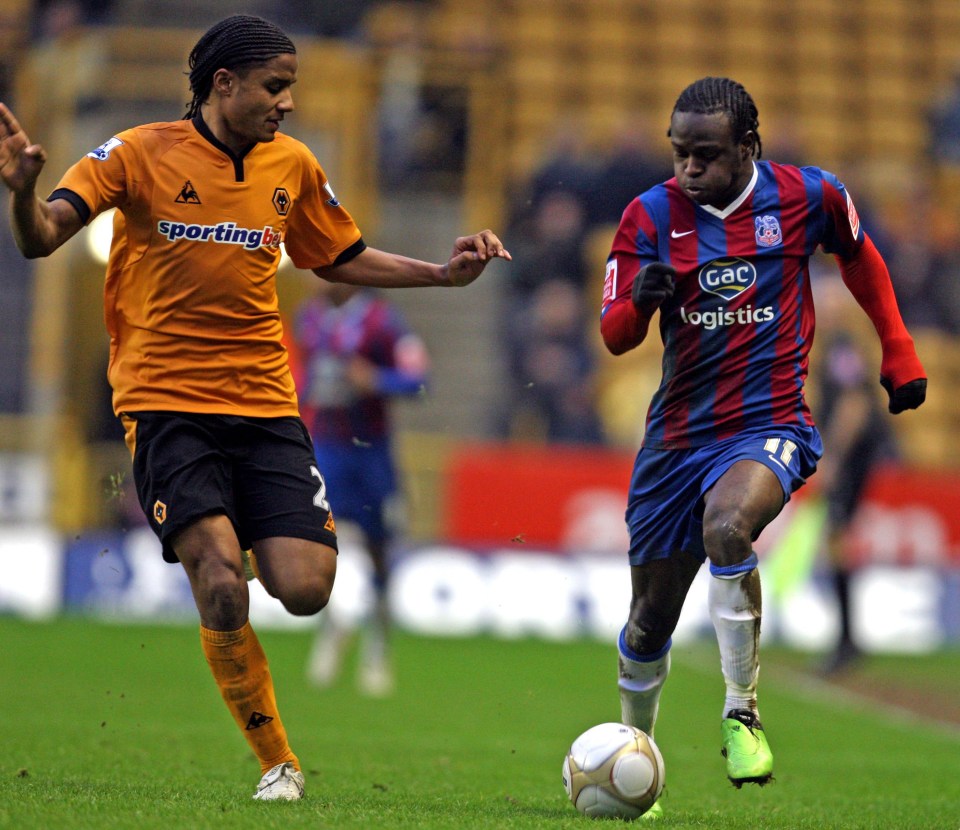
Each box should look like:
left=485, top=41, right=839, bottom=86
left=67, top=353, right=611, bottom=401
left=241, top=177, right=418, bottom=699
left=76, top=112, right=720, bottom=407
left=603, top=258, right=618, bottom=305
left=86, top=137, right=124, bottom=161
left=845, top=191, right=861, bottom=239
left=322, top=181, right=340, bottom=207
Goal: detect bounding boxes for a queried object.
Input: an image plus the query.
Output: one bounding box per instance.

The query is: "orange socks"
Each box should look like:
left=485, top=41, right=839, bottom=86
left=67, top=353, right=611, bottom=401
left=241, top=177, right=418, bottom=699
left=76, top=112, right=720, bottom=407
left=200, top=621, right=300, bottom=773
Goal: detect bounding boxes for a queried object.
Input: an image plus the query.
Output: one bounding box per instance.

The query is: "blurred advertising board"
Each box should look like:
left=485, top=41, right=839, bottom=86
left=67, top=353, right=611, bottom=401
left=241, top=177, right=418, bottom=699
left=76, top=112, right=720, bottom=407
left=443, top=443, right=634, bottom=553
left=443, top=444, right=960, bottom=567
left=0, top=454, right=49, bottom=523
left=1, top=525, right=958, bottom=651
left=2, top=442, right=959, bottom=650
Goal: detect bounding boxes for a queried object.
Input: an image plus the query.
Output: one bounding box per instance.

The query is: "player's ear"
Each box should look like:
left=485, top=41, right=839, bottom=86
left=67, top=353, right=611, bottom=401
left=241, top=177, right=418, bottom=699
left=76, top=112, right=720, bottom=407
left=212, top=68, right=235, bottom=97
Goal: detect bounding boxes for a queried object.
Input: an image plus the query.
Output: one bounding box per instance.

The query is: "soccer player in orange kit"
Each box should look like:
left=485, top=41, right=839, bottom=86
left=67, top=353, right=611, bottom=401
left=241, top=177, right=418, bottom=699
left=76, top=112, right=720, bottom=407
left=0, top=14, right=509, bottom=801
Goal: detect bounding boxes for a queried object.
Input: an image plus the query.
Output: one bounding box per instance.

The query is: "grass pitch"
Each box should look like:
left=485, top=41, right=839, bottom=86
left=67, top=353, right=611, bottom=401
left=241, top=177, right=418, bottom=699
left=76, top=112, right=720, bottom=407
left=1, top=616, right=959, bottom=829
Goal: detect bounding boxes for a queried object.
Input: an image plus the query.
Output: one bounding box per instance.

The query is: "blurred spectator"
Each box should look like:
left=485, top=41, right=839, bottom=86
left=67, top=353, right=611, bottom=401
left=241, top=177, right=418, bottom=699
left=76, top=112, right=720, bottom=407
left=496, top=172, right=606, bottom=444
left=497, top=118, right=670, bottom=445
left=792, top=164, right=956, bottom=335
left=509, top=121, right=595, bottom=231
left=757, top=115, right=807, bottom=168
left=927, top=68, right=960, bottom=165
left=30, top=0, right=114, bottom=42
left=877, top=180, right=960, bottom=334
left=360, top=1, right=468, bottom=191
left=499, top=278, right=605, bottom=444
left=253, top=0, right=375, bottom=38
left=0, top=191, right=30, bottom=412
left=810, top=276, right=898, bottom=674
left=0, top=1, right=28, bottom=102
left=584, top=118, right=672, bottom=226
left=369, top=2, right=426, bottom=188
left=507, top=188, right=590, bottom=299
left=293, top=281, right=429, bottom=696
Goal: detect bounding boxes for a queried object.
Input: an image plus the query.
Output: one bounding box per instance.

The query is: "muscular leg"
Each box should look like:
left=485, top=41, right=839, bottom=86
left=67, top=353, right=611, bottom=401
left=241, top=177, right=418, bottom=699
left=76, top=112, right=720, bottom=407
left=251, top=535, right=337, bottom=616
left=624, top=553, right=703, bottom=656
left=702, top=460, right=784, bottom=719
left=174, top=515, right=330, bottom=776
left=619, top=552, right=701, bottom=734
left=698, top=459, right=785, bottom=786
left=702, top=459, right=784, bottom=569
left=175, top=514, right=251, bottom=630
left=177, top=520, right=337, bottom=622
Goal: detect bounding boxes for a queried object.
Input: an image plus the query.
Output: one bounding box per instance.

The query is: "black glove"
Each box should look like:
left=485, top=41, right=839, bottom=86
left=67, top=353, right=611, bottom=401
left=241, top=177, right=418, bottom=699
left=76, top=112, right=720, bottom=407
left=880, top=376, right=927, bottom=414
left=631, top=263, right=676, bottom=313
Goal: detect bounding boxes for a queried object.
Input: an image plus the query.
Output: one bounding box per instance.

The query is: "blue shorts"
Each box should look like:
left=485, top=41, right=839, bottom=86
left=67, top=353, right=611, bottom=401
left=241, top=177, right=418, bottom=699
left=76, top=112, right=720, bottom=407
left=313, top=437, right=399, bottom=544
left=625, top=424, right=822, bottom=566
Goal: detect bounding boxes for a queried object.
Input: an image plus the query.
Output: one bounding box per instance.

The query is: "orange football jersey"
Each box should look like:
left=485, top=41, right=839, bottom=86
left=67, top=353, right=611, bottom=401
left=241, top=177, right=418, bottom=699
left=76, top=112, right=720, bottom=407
left=53, top=116, right=363, bottom=417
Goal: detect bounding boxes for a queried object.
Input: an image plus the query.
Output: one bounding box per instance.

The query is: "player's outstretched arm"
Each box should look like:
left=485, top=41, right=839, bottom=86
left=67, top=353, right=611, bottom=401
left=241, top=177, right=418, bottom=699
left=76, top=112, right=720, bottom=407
left=0, top=102, right=83, bottom=258
left=834, top=236, right=926, bottom=414
left=314, top=230, right=511, bottom=289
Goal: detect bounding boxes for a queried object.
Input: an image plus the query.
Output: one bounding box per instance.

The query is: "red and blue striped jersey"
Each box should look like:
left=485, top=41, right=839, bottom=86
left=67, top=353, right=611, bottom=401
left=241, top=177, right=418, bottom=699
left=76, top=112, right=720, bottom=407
left=293, top=290, right=429, bottom=443
left=601, top=161, right=864, bottom=449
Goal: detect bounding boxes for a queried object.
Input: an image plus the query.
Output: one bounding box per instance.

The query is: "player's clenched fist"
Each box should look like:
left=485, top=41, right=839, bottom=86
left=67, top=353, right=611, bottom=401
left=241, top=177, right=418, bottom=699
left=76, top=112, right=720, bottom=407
left=632, top=262, right=676, bottom=314
left=880, top=376, right=926, bottom=414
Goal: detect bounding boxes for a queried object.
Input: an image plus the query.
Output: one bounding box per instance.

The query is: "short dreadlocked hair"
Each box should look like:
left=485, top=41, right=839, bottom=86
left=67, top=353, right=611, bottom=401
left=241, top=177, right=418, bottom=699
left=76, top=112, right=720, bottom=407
left=670, top=77, right=762, bottom=159
left=184, top=15, right=296, bottom=119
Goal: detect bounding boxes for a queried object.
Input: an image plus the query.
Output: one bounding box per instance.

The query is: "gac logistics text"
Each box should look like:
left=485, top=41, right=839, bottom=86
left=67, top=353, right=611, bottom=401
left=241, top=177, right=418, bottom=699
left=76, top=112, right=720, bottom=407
left=678, top=305, right=775, bottom=329
left=156, top=220, right=284, bottom=250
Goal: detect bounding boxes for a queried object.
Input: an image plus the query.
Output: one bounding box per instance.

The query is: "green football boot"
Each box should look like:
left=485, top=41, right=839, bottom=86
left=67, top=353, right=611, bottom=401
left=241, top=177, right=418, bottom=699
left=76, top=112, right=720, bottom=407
left=640, top=800, right=663, bottom=820
left=720, top=709, right=773, bottom=788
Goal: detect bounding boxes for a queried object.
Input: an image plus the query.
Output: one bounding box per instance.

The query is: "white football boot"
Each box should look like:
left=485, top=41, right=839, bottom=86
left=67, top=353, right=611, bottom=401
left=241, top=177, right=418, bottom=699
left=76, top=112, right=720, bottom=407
left=252, top=762, right=304, bottom=801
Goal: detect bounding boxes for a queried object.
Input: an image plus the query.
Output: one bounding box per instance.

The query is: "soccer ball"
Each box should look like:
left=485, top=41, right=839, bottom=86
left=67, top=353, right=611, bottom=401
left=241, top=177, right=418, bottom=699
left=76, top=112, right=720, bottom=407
left=561, top=722, right=664, bottom=819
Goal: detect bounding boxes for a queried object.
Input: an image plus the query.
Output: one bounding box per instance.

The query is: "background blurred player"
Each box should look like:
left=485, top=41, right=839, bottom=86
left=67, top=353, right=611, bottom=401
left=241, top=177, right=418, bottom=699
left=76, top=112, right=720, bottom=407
left=294, top=281, right=429, bottom=696
left=599, top=76, right=925, bottom=815
left=812, top=276, right=898, bottom=674
left=0, top=13, right=509, bottom=802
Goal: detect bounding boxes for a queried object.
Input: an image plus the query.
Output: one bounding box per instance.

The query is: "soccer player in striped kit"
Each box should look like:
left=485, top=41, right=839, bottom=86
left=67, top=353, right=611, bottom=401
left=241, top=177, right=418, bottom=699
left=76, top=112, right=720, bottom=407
left=296, top=281, right=430, bottom=696
left=601, top=77, right=926, bottom=813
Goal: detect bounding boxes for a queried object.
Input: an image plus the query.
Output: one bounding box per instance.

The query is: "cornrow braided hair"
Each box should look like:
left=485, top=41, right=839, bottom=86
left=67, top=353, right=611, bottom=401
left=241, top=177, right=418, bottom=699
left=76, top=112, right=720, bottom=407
left=671, top=77, right=763, bottom=159
left=184, top=14, right=296, bottom=119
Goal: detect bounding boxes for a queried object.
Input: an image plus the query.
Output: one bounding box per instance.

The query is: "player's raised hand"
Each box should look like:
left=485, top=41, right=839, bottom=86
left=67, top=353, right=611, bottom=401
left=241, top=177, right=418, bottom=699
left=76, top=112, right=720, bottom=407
left=443, top=229, right=512, bottom=287
left=632, top=262, right=676, bottom=313
left=0, top=103, right=47, bottom=195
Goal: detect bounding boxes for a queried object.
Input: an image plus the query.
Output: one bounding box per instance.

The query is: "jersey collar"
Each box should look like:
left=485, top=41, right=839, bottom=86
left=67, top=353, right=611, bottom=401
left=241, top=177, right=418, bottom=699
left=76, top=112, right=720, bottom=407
left=191, top=114, right=255, bottom=182
left=699, top=162, right=758, bottom=220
